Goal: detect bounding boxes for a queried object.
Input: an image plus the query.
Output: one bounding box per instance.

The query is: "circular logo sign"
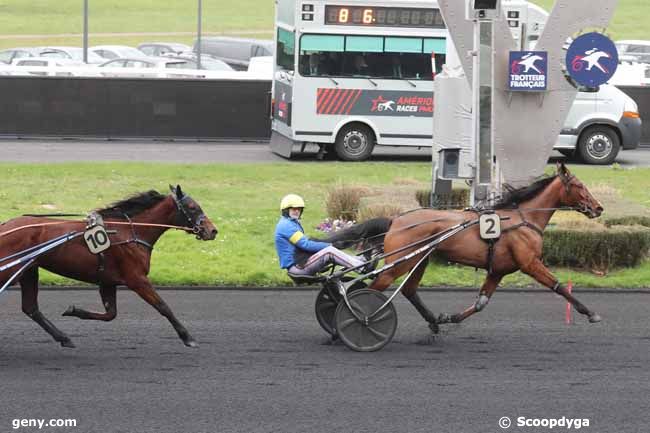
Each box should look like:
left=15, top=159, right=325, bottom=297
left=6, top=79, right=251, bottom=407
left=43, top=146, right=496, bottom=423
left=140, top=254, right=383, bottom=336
left=566, top=32, right=618, bottom=87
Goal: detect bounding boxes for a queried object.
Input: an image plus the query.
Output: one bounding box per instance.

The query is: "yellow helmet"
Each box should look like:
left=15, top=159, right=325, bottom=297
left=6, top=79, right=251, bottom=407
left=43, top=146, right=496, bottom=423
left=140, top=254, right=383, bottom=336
left=280, top=194, right=305, bottom=210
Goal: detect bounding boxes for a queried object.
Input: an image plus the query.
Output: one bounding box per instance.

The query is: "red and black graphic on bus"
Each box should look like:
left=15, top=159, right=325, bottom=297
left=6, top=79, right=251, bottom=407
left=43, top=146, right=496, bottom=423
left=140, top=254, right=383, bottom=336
left=274, top=81, right=293, bottom=126
left=317, top=89, right=433, bottom=117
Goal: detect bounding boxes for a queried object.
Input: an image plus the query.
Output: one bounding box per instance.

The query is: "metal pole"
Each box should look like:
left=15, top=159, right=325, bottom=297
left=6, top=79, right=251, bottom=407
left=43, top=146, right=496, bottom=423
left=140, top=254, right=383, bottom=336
left=83, top=0, right=89, bottom=63
left=197, top=0, right=202, bottom=69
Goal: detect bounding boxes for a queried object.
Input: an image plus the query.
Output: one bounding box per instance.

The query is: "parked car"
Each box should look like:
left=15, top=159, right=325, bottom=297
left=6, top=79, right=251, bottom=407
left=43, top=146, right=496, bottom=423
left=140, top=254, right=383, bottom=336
left=193, top=37, right=273, bottom=70
left=90, top=45, right=147, bottom=60
left=9, top=57, right=82, bottom=76
left=38, top=46, right=105, bottom=64
left=98, top=57, right=196, bottom=69
left=0, top=47, right=40, bottom=64
left=610, top=61, right=650, bottom=86
left=247, top=55, right=272, bottom=77
left=137, top=42, right=192, bottom=57
left=616, top=40, right=650, bottom=64
left=161, top=52, right=233, bottom=71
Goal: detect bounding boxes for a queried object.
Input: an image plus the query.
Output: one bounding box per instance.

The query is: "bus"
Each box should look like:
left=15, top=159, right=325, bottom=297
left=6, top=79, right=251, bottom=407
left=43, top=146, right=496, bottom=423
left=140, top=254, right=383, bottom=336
left=270, top=0, right=448, bottom=160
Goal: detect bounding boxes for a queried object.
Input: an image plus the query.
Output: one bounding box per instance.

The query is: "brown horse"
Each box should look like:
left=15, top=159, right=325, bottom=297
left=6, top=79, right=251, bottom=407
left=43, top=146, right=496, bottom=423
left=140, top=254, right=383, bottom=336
left=0, top=185, right=217, bottom=348
left=341, top=164, right=604, bottom=333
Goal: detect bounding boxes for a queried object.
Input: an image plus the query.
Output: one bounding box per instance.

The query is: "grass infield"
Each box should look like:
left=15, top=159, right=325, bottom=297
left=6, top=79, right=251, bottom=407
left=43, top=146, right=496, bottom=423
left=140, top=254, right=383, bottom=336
left=0, top=162, right=648, bottom=288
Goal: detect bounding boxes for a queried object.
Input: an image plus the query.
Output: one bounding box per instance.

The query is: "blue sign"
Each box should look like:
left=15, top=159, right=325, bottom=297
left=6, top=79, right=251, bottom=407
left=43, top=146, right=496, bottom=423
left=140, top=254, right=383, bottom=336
left=566, top=32, right=618, bottom=87
left=508, top=51, right=548, bottom=91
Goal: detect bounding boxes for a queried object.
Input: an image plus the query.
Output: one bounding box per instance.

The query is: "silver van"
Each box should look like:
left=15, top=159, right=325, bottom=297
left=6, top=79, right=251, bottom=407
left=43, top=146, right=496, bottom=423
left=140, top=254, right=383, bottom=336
left=557, top=84, right=642, bottom=164
left=193, top=37, right=273, bottom=70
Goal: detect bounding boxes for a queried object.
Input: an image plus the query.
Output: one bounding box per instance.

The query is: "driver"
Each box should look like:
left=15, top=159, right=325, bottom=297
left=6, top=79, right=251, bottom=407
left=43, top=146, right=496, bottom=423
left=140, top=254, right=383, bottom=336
left=274, top=194, right=365, bottom=276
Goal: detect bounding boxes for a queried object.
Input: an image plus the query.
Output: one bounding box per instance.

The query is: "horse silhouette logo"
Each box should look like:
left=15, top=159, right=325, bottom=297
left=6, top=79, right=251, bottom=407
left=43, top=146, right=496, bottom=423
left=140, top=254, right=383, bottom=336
left=571, top=48, right=612, bottom=74
left=371, top=96, right=395, bottom=112
left=565, top=32, right=618, bottom=87
left=511, top=53, right=545, bottom=74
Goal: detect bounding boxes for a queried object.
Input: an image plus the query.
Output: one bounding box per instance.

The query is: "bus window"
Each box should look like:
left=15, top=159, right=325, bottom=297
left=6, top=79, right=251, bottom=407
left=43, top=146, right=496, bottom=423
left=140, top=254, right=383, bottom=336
left=299, top=34, right=445, bottom=80
left=276, top=28, right=295, bottom=71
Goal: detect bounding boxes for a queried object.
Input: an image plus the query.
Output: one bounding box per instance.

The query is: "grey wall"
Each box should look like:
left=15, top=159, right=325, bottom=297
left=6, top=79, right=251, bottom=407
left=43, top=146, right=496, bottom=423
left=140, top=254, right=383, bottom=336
left=0, top=76, right=272, bottom=140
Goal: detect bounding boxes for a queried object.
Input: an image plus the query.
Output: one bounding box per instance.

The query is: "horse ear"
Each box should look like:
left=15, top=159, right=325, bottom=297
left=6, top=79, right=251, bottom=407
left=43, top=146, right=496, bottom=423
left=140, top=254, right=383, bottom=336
left=176, top=184, right=184, bottom=198
left=169, top=184, right=175, bottom=193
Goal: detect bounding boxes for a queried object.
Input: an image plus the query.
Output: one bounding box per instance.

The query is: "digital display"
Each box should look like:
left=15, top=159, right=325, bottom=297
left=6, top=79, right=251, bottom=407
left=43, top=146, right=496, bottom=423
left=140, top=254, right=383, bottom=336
left=324, top=6, right=445, bottom=28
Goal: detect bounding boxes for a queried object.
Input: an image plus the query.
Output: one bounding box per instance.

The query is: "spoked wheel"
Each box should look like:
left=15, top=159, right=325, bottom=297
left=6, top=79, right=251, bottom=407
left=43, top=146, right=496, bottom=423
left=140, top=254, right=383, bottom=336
left=334, top=289, right=397, bottom=352
left=314, top=279, right=367, bottom=336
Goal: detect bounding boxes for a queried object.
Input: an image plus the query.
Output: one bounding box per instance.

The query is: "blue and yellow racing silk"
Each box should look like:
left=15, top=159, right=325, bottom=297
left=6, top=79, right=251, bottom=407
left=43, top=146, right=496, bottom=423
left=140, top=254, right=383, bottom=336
left=274, top=216, right=330, bottom=269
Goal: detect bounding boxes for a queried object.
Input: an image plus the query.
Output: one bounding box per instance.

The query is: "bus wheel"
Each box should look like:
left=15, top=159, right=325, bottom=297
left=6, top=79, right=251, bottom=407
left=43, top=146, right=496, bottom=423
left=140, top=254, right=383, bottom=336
left=335, top=124, right=375, bottom=161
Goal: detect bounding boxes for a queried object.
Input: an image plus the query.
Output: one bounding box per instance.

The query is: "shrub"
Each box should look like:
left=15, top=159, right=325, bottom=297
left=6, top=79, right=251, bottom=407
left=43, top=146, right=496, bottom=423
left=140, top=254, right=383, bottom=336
left=602, top=215, right=650, bottom=228
left=325, top=185, right=365, bottom=221
left=357, top=204, right=403, bottom=222
left=542, top=226, right=650, bottom=272
left=416, top=188, right=470, bottom=209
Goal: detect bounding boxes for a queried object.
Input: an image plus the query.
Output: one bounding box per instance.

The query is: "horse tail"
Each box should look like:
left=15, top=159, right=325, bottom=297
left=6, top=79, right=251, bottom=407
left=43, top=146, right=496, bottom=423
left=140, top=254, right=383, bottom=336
left=326, top=217, right=393, bottom=248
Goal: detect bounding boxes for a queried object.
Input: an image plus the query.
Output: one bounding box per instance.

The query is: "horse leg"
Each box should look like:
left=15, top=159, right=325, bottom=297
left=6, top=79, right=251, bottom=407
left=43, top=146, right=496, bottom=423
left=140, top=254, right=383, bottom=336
left=62, top=285, right=117, bottom=321
left=19, top=266, right=75, bottom=348
left=128, top=282, right=197, bottom=347
left=401, top=261, right=440, bottom=334
left=438, top=274, right=503, bottom=324
left=520, top=258, right=601, bottom=323
left=368, top=269, right=397, bottom=291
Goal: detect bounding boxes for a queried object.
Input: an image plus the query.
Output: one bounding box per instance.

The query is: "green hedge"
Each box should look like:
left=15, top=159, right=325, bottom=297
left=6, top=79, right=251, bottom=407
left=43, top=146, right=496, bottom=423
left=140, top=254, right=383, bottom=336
left=542, top=226, right=650, bottom=271
left=602, top=215, right=650, bottom=228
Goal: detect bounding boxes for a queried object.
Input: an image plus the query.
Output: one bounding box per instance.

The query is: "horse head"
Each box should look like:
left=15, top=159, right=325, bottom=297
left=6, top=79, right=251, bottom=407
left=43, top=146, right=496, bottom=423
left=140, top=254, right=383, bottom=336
left=556, top=163, right=603, bottom=218
left=169, top=185, right=218, bottom=240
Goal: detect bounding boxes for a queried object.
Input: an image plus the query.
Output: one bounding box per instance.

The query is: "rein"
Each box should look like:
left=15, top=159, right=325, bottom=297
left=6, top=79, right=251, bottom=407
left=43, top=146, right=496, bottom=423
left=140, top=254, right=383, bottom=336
left=0, top=220, right=194, bottom=239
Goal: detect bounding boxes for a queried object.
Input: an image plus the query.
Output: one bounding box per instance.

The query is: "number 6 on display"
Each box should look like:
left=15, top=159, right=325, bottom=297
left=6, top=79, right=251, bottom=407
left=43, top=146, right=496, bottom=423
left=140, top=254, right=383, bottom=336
left=84, top=225, right=111, bottom=254
left=479, top=214, right=501, bottom=240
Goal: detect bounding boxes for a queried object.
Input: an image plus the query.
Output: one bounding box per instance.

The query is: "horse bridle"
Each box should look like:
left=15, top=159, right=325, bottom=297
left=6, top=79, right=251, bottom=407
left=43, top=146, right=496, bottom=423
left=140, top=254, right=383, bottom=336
left=172, top=193, right=206, bottom=238
left=558, top=173, right=593, bottom=215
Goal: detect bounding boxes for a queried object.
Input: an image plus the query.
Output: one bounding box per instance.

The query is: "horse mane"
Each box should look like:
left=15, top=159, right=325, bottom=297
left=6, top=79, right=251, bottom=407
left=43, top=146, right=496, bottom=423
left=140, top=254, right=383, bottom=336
left=96, top=190, right=167, bottom=218
left=493, top=175, right=557, bottom=209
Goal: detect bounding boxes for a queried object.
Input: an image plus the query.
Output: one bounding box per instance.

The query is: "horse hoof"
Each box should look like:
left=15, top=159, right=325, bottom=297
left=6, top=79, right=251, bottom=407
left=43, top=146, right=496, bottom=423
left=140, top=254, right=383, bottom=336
left=62, top=305, right=75, bottom=316
left=60, top=339, right=76, bottom=348
left=428, top=322, right=440, bottom=334
left=589, top=313, right=602, bottom=323
left=183, top=339, right=199, bottom=348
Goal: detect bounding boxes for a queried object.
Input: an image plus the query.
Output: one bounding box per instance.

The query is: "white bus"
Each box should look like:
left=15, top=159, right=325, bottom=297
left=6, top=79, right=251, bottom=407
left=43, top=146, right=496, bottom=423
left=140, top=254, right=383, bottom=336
left=270, top=0, right=637, bottom=163
left=270, top=0, right=447, bottom=160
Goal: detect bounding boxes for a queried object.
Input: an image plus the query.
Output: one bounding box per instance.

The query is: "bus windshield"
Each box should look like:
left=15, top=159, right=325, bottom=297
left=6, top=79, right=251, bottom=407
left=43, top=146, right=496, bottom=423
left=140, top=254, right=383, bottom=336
left=298, top=34, right=445, bottom=80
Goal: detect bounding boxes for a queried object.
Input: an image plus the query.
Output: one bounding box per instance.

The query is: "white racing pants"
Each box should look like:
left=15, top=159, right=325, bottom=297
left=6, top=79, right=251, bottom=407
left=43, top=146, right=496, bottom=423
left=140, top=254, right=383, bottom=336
left=288, top=246, right=365, bottom=275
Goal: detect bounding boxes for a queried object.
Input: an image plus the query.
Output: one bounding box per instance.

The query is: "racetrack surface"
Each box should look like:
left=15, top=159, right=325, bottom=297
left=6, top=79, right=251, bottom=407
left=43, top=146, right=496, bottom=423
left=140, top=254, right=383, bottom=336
left=1, top=290, right=648, bottom=433
left=1, top=139, right=649, bottom=166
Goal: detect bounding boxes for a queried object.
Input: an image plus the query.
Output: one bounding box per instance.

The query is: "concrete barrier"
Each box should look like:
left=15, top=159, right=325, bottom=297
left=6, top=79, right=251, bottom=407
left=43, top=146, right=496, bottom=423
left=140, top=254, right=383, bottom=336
left=0, top=76, right=272, bottom=140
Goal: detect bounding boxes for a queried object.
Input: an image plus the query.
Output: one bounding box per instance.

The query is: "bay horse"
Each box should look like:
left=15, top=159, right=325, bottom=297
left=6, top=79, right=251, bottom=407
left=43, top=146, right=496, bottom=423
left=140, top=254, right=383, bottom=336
left=0, top=185, right=217, bottom=348
left=333, top=163, right=604, bottom=333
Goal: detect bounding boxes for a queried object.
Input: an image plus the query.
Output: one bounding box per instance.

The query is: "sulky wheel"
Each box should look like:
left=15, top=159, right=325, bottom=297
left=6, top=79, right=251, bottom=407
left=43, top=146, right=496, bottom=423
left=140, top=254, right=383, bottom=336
left=334, top=289, right=397, bottom=352
left=314, top=279, right=367, bottom=336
